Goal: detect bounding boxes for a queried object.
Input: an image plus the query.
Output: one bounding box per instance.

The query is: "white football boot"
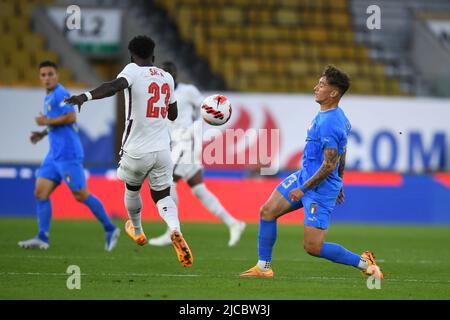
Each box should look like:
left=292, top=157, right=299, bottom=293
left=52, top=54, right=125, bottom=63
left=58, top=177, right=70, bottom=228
left=228, top=221, right=246, bottom=247
left=18, top=238, right=49, bottom=250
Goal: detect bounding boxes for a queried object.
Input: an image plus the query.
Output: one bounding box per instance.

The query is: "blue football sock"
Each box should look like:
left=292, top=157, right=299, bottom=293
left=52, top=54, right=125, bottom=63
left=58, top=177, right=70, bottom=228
left=319, top=242, right=361, bottom=268
left=258, top=219, right=277, bottom=261
left=36, top=199, right=52, bottom=242
left=84, top=194, right=115, bottom=232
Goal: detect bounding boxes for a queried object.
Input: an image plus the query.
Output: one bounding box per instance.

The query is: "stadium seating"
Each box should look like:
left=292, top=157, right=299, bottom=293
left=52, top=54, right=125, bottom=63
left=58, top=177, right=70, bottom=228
left=156, top=0, right=403, bottom=95
left=0, top=0, right=81, bottom=87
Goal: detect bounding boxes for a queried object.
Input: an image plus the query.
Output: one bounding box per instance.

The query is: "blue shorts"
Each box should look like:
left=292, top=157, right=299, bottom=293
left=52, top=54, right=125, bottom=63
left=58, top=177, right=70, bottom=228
left=276, top=170, right=336, bottom=230
left=37, top=157, right=86, bottom=192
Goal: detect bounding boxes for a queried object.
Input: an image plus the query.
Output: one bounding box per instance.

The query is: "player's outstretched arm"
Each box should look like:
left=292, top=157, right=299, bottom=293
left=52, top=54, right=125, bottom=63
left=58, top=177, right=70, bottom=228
left=64, top=77, right=129, bottom=112
left=167, top=102, right=178, bottom=121
left=289, top=148, right=339, bottom=202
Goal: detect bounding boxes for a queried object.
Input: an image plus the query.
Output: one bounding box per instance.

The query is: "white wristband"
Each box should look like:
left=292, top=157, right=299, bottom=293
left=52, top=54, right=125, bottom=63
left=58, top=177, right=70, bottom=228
left=83, top=91, right=93, bottom=101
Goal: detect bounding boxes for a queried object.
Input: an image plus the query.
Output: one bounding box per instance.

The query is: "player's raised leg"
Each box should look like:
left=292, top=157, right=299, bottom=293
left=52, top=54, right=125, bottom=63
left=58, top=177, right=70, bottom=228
left=303, top=225, right=384, bottom=279
left=149, top=150, right=193, bottom=268
left=298, top=193, right=384, bottom=279
left=240, top=187, right=296, bottom=277
left=18, top=177, right=57, bottom=250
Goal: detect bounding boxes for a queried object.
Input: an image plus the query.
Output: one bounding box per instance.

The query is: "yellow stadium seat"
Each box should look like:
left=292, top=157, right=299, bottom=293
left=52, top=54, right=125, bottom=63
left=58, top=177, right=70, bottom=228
left=0, top=34, right=20, bottom=53
left=0, top=2, right=15, bottom=19
left=222, top=8, right=243, bottom=25
left=275, top=9, right=298, bottom=26
left=58, top=68, right=73, bottom=83
left=9, top=50, right=33, bottom=69
left=290, top=61, right=309, bottom=75
left=20, top=33, right=45, bottom=52
left=4, top=17, right=30, bottom=34
left=0, top=66, right=21, bottom=85
left=33, top=50, right=59, bottom=66
left=239, top=58, right=259, bottom=74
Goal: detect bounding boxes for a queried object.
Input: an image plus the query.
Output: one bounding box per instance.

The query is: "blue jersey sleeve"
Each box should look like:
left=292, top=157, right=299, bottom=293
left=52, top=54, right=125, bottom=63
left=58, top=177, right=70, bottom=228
left=319, top=119, right=341, bottom=150
left=55, top=86, right=76, bottom=115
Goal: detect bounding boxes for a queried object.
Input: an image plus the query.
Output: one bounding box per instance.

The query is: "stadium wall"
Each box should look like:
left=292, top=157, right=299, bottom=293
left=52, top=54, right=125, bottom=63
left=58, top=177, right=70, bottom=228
left=0, top=89, right=449, bottom=224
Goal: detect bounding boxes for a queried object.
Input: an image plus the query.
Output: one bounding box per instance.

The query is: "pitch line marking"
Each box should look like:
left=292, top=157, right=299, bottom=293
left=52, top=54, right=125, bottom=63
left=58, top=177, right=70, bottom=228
left=0, top=272, right=448, bottom=284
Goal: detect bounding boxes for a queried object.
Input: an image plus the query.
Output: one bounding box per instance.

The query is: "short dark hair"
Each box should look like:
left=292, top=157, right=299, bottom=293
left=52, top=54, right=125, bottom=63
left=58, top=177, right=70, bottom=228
left=322, top=65, right=350, bottom=96
left=39, top=60, right=58, bottom=70
left=128, top=35, right=155, bottom=59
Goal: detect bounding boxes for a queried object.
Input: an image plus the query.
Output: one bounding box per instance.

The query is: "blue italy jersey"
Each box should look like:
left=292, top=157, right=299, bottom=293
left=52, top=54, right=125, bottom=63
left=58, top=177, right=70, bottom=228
left=43, top=84, right=84, bottom=161
left=300, top=107, right=351, bottom=197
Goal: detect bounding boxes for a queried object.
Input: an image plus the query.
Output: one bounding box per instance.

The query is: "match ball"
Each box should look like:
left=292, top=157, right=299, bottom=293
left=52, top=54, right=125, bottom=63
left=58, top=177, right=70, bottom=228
left=201, top=94, right=232, bottom=126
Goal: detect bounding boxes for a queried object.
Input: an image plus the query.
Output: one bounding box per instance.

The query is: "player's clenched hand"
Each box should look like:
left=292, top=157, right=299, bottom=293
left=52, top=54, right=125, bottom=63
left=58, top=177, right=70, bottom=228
left=35, top=113, right=48, bottom=126
left=289, top=188, right=304, bottom=203
left=64, top=94, right=87, bottom=112
left=30, top=131, right=45, bottom=144
left=336, top=187, right=345, bottom=204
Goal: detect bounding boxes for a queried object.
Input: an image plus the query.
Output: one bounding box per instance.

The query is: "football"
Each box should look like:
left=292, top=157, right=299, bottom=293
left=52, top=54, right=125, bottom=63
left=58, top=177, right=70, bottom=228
left=201, top=94, right=232, bottom=126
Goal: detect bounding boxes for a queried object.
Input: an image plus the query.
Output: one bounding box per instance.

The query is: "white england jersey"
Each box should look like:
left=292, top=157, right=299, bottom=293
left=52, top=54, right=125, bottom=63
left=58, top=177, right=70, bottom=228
left=117, top=63, right=176, bottom=157
left=169, top=82, right=203, bottom=140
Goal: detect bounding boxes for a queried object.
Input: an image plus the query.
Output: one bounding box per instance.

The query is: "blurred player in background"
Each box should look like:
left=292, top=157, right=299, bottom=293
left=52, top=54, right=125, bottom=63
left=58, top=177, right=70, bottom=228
left=65, top=36, right=193, bottom=267
left=148, top=61, right=246, bottom=247
left=240, top=65, right=384, bottom=279
left=18, top=61, right=120, bottom=251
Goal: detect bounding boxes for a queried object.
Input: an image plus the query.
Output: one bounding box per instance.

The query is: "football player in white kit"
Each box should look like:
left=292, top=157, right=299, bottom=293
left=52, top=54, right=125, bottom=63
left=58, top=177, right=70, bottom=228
left=65, top=36, right=193, bottom=268
left=148, top=61, right=246, bottom=247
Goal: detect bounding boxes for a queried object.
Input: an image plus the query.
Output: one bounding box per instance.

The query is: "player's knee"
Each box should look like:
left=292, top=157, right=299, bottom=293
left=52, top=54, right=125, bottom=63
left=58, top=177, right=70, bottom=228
left=260, top=204, right=276, bottom=221
left=303, top=240, right=322, bottom=257
left=34, top=188, right=49, bottom=200
left=73, top=190, right=89, bottom=202
left=151, top=187, right=171, bottom=203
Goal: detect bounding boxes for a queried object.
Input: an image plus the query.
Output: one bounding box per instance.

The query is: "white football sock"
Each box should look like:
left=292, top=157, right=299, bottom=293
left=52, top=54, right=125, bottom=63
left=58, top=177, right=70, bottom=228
left=156, top=196, right=180, bottom=233
left=358, top=258, right=369, bottom=270
left=170, top=184, right=179, bottom=205
left=125, top=188, right=143, bottom=235
left=191, top=183, right=237, bottom=227
left=257, top=260, right=272, bottom=271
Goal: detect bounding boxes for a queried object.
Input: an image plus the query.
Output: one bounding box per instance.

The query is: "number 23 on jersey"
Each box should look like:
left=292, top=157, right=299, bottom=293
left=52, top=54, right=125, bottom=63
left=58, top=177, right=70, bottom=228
left=147, top=82, right=170, bottom=119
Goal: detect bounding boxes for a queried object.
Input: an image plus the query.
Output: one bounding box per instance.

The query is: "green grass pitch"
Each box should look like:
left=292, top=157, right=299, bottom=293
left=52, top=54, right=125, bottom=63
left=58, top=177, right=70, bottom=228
left=0, top=218, right=449, bottom=299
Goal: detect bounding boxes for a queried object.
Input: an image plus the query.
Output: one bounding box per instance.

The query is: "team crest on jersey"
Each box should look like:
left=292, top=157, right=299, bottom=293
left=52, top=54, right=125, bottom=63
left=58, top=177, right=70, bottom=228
left=310, top=202, right=318, bottom=214
left=65, top=174, right=71, bottom=183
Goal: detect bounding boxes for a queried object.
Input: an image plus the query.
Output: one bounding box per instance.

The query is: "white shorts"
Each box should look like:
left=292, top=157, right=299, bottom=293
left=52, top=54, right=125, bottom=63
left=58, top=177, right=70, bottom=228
left=171, top=139, right=203, bottom=182
left=117, top=149, right=173, bottom=191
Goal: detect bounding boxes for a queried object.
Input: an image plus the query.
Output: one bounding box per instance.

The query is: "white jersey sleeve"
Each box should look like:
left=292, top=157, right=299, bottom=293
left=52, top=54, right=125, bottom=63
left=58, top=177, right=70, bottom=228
left=117, top=63, right=139, bottom=87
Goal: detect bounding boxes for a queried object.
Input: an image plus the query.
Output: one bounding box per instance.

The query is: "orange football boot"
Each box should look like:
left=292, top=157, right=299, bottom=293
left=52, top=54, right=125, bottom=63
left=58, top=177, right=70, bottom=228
left=361, top=251, right=384, bottom=280
left=170, top=230, right=193, bottom=268
left=125, top=220, right=148, bottom=246
left=240, top=266, right=274, bottom=277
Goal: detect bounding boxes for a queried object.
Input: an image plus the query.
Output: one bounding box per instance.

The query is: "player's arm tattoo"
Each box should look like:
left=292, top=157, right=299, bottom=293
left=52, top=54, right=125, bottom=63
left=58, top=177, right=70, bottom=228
left=88, top=77, right=129, bottom=100
left=303, top=148, right=339, bottom=190
left=167, top=102, right=178, bottom=121
left=338, top=151, right=346, bottom=179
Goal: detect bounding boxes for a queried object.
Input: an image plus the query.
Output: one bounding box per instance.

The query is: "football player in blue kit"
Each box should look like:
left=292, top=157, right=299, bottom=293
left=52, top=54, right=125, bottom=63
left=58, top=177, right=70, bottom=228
left=240, top=65, right=383, bottom=280
left=18, top=61, right=120, bottom=251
